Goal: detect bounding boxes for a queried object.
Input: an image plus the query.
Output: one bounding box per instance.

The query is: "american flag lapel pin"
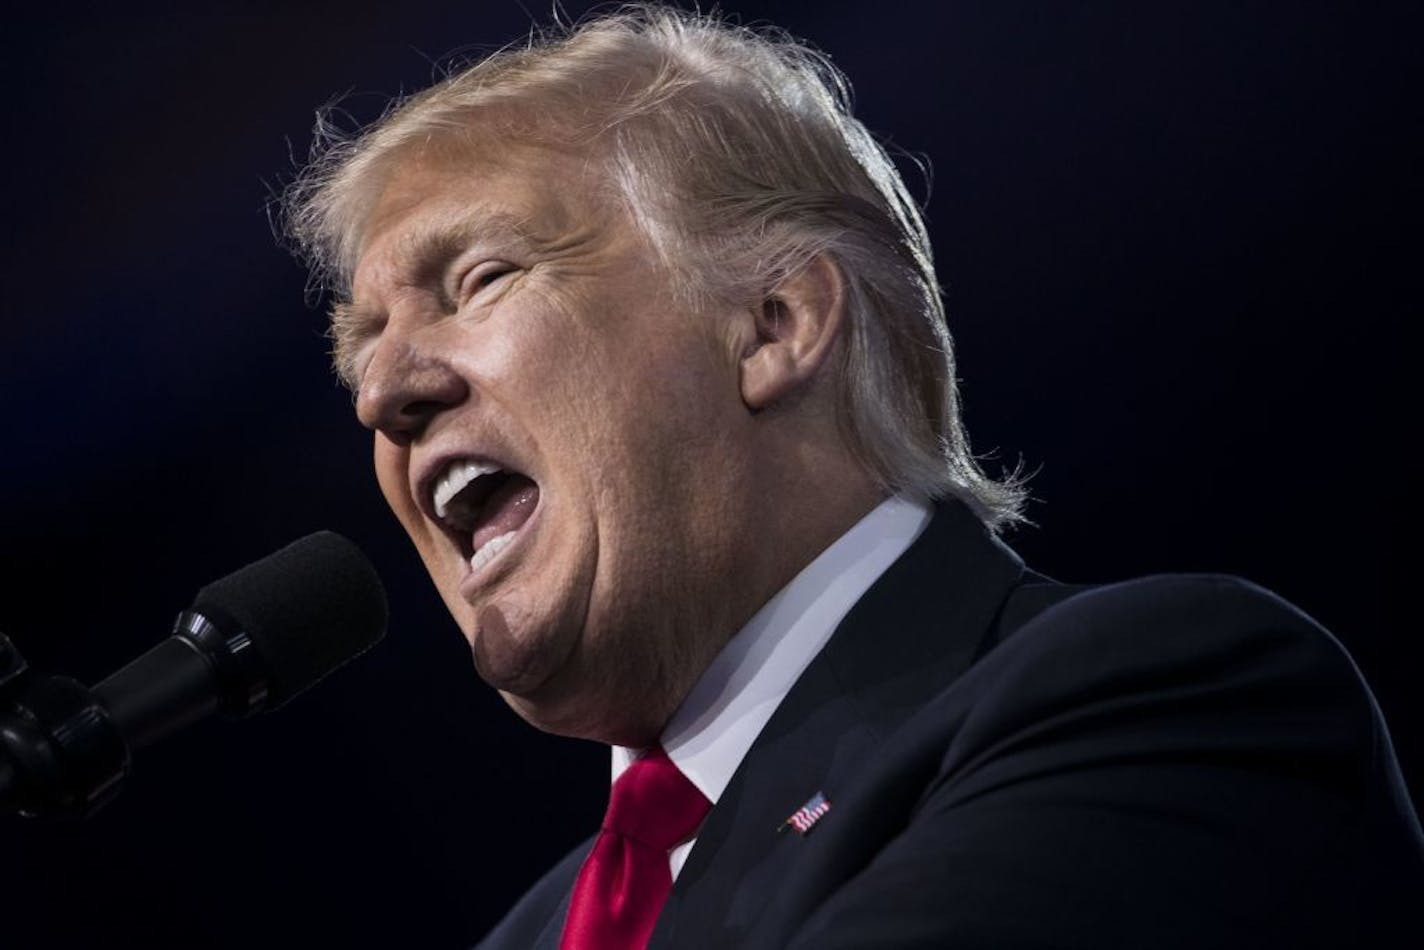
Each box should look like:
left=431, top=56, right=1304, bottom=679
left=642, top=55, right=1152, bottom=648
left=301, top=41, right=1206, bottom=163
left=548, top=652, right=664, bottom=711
left=779, top=791, right=832, bottom=836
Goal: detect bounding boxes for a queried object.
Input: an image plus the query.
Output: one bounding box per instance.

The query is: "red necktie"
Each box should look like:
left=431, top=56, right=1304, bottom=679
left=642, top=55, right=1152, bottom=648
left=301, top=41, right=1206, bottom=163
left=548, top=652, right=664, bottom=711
left=559, top=746, right=711, bottom=949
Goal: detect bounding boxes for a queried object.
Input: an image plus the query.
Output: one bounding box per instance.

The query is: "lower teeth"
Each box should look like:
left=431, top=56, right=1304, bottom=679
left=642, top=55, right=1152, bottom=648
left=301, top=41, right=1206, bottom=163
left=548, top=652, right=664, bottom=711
left=470, top=531, right=516, bottom=572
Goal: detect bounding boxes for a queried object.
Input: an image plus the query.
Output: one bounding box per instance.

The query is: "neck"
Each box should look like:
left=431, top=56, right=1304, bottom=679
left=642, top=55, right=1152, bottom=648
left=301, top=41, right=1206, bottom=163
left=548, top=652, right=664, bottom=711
left=619, top=449, right=882, bottom=746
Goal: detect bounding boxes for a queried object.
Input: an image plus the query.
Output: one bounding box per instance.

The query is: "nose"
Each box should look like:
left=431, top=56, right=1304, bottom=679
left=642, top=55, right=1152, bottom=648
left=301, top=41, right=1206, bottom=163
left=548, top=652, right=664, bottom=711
left=355, top=329, right=467, bottom=443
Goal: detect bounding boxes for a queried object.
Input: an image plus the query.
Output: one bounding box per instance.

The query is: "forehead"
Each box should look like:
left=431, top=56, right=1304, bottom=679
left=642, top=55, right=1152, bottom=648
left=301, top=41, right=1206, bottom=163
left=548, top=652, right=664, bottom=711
left=354, top=139, right=615, bottom=283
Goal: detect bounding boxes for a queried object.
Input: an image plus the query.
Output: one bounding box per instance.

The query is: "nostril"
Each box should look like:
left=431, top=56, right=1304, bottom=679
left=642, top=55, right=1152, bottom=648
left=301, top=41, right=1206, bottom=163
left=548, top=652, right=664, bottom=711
left=388, top=399, right=451, bottom=441
left=402, top=399, right=452, bottom=420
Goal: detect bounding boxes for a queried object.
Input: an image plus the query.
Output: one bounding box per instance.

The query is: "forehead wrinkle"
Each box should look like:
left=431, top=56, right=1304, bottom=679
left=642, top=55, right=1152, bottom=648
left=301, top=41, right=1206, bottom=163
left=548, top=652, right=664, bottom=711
left=336, top=204, right=576, bottom=385
left=387, top=208, right=539, bottom=284
left=364, top=139, right=620, bottom=284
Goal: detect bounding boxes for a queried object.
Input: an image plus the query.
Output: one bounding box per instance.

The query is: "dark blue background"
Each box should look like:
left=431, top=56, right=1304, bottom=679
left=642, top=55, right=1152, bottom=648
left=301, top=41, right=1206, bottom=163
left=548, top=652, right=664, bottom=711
left=2, top=2, right=1418, bottom=946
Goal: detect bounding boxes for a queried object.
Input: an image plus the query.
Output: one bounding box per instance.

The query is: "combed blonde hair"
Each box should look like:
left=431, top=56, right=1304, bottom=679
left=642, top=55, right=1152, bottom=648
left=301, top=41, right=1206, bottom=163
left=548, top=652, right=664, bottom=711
left=283, top=3, right=1025, bottom=528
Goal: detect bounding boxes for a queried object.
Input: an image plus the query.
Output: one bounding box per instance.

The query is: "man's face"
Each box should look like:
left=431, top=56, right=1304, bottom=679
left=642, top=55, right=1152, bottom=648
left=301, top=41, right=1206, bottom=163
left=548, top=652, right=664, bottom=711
left=347, top=141, right=760, bottom=742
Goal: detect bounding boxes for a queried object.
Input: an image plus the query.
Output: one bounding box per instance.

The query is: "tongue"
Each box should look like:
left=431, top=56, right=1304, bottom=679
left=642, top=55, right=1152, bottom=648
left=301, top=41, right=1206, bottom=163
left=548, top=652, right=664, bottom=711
left=471, top=475, right=539, bottom=554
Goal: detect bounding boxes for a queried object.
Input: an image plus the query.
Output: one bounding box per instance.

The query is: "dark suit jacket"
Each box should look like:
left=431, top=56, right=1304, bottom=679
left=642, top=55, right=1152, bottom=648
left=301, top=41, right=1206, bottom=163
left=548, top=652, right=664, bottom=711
left=479, top=500, right=1424, bottom=948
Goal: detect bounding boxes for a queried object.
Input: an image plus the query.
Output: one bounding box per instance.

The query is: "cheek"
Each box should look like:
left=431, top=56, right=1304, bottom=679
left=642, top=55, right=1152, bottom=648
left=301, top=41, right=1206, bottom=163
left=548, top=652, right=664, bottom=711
left=373, top=435, right=420, bottom=528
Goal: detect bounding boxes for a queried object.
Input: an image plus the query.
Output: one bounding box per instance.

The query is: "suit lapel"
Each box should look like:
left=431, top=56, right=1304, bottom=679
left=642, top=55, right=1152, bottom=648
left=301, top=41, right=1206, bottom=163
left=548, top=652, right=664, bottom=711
left=649, top=500, right=1025, bottom=947
left=530, top=892, right=573, bottom=950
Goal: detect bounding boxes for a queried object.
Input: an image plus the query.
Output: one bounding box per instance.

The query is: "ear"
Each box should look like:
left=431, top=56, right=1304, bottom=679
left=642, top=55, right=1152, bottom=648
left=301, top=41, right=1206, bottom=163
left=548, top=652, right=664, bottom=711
left=739, top=253, right=847, bottom=410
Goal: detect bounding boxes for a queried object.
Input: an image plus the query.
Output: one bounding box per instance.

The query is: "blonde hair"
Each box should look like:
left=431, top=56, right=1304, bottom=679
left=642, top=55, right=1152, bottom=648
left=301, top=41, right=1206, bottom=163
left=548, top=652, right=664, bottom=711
left=283, top=4, right=1025, bottom=528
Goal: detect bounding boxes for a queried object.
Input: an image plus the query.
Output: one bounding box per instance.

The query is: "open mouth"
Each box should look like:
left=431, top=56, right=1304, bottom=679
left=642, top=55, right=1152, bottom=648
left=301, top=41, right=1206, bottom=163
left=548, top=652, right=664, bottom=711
left=431, top=459, right=540, bottom=574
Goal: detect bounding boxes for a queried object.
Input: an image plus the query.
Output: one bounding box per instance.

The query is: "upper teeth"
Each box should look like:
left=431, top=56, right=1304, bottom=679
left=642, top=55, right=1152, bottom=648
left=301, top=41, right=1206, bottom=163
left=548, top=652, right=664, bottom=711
left=433, top=459, right=502, bottom=521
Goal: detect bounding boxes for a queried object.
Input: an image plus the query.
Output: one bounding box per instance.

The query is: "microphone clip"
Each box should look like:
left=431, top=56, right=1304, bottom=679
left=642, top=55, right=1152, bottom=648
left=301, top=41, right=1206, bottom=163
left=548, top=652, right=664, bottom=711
left=0, top=633, right=130, bottom=819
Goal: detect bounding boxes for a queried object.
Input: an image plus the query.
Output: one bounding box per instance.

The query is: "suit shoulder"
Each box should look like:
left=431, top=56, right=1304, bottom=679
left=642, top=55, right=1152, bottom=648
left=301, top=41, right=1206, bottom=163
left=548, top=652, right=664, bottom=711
left=1012, top=571, right=1329, bottom=639
left=962, top=572, right=1387, bottom=798
left=1000, top=572, right=1366, bottom=703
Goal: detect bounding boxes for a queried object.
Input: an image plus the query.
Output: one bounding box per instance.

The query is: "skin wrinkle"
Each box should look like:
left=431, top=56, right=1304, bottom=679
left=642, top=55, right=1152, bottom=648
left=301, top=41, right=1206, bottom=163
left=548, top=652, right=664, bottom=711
left=351, top=136, right=881, bottom=746
left=335, top=199, right=595, bottom=389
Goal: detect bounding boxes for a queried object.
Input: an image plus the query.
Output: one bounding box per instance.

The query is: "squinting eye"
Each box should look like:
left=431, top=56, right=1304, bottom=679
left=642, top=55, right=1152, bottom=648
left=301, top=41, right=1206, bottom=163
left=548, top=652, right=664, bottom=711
left=460, top=262, right=518, bottom=302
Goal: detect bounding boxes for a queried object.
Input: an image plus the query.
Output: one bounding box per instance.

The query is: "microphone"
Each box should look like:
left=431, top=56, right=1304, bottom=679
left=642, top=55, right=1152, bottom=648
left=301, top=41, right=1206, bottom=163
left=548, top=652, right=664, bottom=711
left=0, top=531, right=388, bottom=817
left=95, top=530, right=388, bottom=749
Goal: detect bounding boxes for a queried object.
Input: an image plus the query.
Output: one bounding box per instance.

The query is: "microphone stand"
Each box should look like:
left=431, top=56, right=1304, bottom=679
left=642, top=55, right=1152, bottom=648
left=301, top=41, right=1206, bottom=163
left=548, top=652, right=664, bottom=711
left=0, top=632, right=130, bottom=818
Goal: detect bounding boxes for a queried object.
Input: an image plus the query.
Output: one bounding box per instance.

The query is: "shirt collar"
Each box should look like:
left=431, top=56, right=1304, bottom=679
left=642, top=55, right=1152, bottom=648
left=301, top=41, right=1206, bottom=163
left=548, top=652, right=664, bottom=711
left=612, top=494, right=933, bottom=803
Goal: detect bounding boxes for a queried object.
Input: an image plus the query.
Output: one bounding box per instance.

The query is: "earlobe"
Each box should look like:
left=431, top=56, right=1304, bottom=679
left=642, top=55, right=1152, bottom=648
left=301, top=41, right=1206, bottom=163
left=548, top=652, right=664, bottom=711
left=739, top=254, right=847, bottom=411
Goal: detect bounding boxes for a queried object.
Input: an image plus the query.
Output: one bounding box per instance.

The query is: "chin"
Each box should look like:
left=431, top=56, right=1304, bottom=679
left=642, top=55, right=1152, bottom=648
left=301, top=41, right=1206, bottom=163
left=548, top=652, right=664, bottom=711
left=466, top=603, right=568, bottom=694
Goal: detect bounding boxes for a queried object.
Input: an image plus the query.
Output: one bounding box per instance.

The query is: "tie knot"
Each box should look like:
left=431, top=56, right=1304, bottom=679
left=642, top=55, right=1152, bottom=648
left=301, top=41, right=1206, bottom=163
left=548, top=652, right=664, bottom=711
left=604, top=746, right=710, bottom=851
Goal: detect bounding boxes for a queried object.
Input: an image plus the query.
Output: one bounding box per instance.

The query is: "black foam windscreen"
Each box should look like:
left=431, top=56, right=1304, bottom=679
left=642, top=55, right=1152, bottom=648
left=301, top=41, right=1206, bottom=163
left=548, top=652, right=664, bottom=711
left=191, top=531, right=388, bottom=708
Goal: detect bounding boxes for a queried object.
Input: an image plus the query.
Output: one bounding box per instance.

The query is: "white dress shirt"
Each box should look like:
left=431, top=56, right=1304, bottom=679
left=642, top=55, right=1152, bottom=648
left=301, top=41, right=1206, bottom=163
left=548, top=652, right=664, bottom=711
left=611, top=494, right=933, bottom=878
